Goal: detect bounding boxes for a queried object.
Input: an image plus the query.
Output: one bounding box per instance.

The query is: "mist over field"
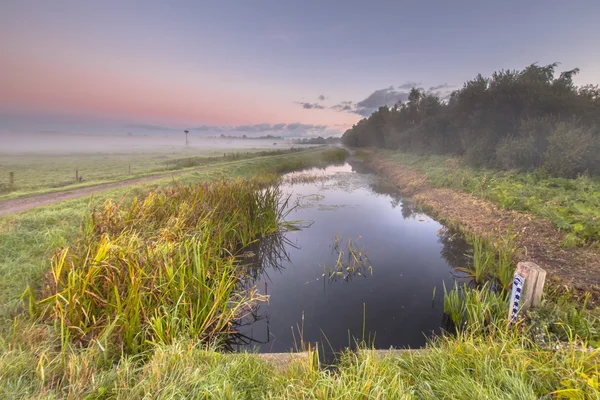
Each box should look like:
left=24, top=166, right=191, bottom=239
left=0, top=132, right=308, bottom=155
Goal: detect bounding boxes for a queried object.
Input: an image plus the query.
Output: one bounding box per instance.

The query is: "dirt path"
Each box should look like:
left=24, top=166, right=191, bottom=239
left=0, top=164, right=223, bottom=217
left=366, top=153, right=600, bottom=292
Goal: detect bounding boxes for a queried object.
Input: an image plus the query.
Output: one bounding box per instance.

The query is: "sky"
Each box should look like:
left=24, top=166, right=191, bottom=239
left=1, top=0, right=600, bottom=138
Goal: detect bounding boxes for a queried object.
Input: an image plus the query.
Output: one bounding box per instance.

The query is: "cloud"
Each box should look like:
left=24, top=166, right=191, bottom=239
left=330, top=101, right=355, bottom=113
left=295, top=101, right=325, bottom=110
left=397, top=81, right=420, bottom=90
left=331, top=82, right=456, bottom=117
left=428, top=83, right=454, bottom=91
left=187, top=123, right=338, bottom=137
left=318, top=94, right=326, bottom=101
left=287, top=122, right=327, bottom=131
left=354, top=86, right=411, bottom=116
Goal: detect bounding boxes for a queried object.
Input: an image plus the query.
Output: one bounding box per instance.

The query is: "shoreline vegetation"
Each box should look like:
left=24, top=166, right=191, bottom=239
left=362, top=149, right=600, bottom=293
left=0, top=146, right=598, bottom=398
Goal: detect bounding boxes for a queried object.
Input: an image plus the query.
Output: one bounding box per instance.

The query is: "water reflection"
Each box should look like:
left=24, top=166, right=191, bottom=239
left=231, top=162, right=471, bottom=355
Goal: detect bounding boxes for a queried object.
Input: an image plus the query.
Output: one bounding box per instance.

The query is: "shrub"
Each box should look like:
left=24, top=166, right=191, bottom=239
left=542, top=122, right=600, bottom=178
left=495, top=135, right=541, bottom=171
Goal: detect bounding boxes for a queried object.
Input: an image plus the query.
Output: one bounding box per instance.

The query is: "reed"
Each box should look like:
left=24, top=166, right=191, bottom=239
left=443, top=282, right=465, bottom=328
left=456, top=228, right=518, bottom=292
left=35, top=179, right=292, bottom=355
left=494, top=225, right=518, bottom=292
left=323, top=235, right=373, bottom=283
left=464, top=236, right=493, bottom=284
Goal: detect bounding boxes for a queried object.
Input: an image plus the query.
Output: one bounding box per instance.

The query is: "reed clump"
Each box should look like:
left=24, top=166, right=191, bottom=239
left=323, top=235, right=373, bottom=283
left=456, top=227, right=518, bottom=292
left=34, top=179, right=292, bottom=355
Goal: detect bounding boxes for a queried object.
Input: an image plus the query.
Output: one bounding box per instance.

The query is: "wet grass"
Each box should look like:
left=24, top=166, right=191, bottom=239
left=374, top=149, right=600, bottom=247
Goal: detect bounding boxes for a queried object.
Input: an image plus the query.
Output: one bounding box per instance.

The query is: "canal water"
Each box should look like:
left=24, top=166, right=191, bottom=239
left=236, top=160, right=469, bottom=355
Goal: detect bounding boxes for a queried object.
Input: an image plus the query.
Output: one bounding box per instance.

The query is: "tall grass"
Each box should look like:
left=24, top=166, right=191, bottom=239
left=456, top=237, right=492, bottom=285
left=34, top=180, right=293, bottom=355
left=443, top=282, right=509, bottom=334
left=456, top=228, right=518, bottom=293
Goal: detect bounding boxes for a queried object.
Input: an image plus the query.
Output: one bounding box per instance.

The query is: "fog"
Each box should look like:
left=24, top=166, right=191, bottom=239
left=0, top=132, right=305, bottom=155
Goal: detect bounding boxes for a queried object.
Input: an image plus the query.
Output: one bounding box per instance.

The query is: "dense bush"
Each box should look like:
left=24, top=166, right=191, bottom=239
left=542, top=122, right=600, bottom=178
left=342, top=63, right=600, bottom=178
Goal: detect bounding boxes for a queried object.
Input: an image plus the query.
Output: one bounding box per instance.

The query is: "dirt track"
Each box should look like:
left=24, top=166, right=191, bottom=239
left=366, top=152, right=600, bottom=292
left=0, top=166, right=218, bottom=217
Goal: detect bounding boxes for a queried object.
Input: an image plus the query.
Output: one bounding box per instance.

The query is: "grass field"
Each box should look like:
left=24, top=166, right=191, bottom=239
left=0, top=146, right=598, bottom=399
left=373, top=150, right=600, bottom=248
left=0, top=146, right=308, bottom=201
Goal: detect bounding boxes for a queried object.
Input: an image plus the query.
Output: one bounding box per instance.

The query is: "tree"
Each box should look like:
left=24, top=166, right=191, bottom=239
left=341, top=63, right=600, bottom=177
left=184, top=130, right=189, bottom=146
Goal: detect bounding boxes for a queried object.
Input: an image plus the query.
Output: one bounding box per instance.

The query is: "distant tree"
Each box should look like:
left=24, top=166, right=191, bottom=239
left=184, top=130, right=189, bottom=146
left=342, top=63, right=600, bottom=177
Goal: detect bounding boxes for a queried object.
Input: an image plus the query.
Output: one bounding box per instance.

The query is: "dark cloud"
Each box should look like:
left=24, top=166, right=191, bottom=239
left=397, top=81, right=420, bottom=90
left=354, top=86, right=411, bottom=116
left=330, top=82, right=455, bottom=117
left=428, top=83, right=454, bottom=91
left=286, top=122, right=327, bottom=132
left=318, top=94, right=326, bottom=101
left=330, top=101, right=355, bottom=113
left=295, top=101, right=325, bottom=110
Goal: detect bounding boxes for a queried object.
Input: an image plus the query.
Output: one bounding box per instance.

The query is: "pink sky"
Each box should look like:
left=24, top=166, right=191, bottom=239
left=3, top=2, right=600, bottom=136
left=1, top=48, right=359, bottom=131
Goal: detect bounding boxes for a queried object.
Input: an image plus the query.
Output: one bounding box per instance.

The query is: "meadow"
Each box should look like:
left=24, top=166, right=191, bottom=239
left=0, top=146, right=310, bottom=201
left=0, top=146, right=598, bottom=399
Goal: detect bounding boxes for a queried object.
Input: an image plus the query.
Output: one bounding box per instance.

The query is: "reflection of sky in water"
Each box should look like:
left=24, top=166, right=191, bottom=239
left=237, top=162, right=469, bottom=354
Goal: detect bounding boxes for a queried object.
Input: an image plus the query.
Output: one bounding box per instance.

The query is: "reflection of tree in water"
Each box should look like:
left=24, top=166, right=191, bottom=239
left=399, top=198, right=419, bottom=219
left=347, top=158, right=377, bottom=174
left=368, top=178, right=403, bottom=209
left=436, top=227, right=471, bottom=270
left=368, top=177, right=426, bottom=219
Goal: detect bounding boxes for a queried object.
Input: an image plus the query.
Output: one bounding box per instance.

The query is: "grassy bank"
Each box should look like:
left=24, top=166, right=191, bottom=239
left=0, top=147, right=311, bottom=201
left=371, top=150, right=600, bottom=248
left=0, top=147, right=346, bottom=313
left=2, top=146, right=599, bottom=398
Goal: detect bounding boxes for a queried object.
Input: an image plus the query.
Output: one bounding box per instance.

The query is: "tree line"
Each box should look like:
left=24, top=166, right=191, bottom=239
left=341, top=63, right=600, bottom=178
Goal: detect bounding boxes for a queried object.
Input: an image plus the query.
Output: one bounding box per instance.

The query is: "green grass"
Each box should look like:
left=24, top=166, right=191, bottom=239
left=0, top=147, right=307, bottom=201
left=2, top=146, right=600, bottom=398
left=374, top=150, right=600, bottom=247
left=1, top=324, right=598, bottom=398
left=0, top=147, right=347, bottom=315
